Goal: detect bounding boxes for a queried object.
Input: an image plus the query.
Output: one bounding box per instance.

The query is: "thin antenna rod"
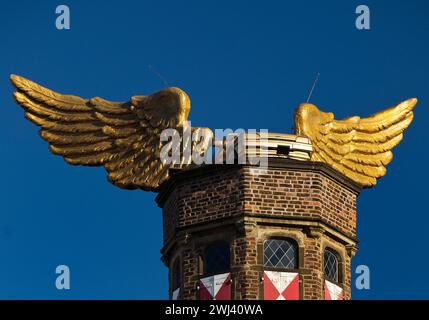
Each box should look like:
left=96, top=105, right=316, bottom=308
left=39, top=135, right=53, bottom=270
left=148, top=64, right=170, bottom=87
left=306, top=72, right=320, bottom=103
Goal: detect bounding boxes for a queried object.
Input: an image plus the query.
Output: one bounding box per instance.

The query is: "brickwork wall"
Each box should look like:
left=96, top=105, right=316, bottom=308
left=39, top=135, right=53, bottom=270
left=181, top=247, right=199, bottom=300
left=241, top=167, right=357, bottom=238
left=162, top=167, right=244, bottom=245
left=231, top=222, right=259, bottom=300
left=302, top=236, right=324, bottom=299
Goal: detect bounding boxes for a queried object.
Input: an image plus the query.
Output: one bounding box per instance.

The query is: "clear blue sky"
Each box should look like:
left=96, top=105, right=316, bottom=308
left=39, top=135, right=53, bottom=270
left=0, top=0, right=428, bottom=299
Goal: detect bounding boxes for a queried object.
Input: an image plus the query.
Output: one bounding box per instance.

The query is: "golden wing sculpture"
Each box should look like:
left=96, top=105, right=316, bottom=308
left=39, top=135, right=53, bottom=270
left=10, top=74, right=212, bottom=191
left=294, top=98, right=417, bottom=187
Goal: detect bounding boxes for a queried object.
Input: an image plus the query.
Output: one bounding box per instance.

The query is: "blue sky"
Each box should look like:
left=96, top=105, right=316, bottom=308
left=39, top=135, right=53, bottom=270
left=0, top=0, right=428, bottom=299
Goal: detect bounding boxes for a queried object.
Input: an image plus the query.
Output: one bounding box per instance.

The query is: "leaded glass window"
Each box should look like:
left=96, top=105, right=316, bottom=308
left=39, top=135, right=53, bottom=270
left=324, top=249, right=339, bottom=283
left=264, top=239, right=298, bottom=269
left=172, top=258, right=181, bottom=290
left=203, top=242, right=230, bottom=275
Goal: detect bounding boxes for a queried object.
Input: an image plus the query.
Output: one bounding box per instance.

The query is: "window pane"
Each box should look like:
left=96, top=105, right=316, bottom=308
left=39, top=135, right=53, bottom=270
left=264, top=239, right=298, bottom=269
left=204, top=243, right=230, bottom=275
left=172, top=258, right=181, bottom=290
left=324, top=250, right=339, bottom=282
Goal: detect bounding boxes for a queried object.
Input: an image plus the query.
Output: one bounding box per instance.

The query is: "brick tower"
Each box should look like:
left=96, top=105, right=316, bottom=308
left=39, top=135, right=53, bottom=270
left=156, top=141, right=361, bottom=300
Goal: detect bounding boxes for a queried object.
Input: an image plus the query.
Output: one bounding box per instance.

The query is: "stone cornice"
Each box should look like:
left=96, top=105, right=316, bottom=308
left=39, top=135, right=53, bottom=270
left=160, top=214, right=358, bottom=258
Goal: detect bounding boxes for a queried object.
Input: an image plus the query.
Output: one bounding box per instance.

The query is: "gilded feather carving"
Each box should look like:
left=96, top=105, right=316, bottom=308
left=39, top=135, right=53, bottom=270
left=10, top=74, right=212, bottom=191
left=294, top=98, right=417, bottom=187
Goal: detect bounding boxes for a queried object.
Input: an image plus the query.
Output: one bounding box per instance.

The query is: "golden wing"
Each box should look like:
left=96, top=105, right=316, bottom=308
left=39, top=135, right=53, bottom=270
left=10, top=74, right=211, bottom=191
left=295, top=98, right=417, bottom=187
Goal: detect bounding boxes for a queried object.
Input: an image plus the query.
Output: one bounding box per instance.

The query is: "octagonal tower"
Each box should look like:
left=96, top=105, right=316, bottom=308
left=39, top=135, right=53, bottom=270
left=156, top=155, right=360, bottom=300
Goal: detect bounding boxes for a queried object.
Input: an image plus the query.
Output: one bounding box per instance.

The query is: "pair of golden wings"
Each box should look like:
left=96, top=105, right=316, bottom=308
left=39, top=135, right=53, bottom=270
left=10, top=75, right=417, bottom=190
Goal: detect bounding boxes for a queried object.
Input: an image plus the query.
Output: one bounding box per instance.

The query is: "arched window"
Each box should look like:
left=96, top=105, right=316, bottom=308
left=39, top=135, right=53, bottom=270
left=203, top=242, right=230, bottom=275
left=324, top=249, right=339, bottom=283
left=171, top=257, right=181, bottom=290
left=264, top=238, right=298, bottom=269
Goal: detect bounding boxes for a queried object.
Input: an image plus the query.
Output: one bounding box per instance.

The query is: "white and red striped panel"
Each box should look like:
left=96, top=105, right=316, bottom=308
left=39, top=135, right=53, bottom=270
left=199, top=273, right=231, bottom=300
left=324, top=280, right=344, bottom=300
left=172, top=288, right=180, bottom=300
left=263, top=271, right=299, bottom=300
